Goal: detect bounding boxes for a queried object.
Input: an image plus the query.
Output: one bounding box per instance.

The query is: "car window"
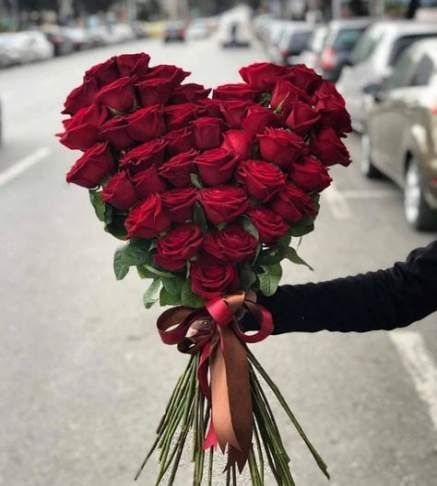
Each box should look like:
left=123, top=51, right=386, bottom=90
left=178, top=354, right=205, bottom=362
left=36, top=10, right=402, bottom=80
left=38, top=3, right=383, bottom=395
left=332, top=27, right=366, bottom=51
left=383, top=50, right=417, bottom=89
left=389, top=33, right=437, bottom=65
left=287, top=31, right=312, bottom=52
left=410, top=54, right=436, bottom=86
left=349, top=28, right=384, bottom=64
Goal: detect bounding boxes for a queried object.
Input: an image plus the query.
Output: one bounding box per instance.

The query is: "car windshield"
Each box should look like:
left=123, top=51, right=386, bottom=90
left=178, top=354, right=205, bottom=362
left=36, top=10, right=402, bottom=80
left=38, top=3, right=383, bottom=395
left=285, top=31, right=312, bottom=52
left=389, top=33, right=437, bottom=65
left=349, top=27, right=383, bottom=64
left=332, top=27, right=366, bottom=51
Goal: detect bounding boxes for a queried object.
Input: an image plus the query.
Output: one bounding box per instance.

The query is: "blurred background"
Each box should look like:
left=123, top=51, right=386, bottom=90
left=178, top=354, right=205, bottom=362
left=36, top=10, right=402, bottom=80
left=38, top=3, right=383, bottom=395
left=1, top=0, right=437, bottom=485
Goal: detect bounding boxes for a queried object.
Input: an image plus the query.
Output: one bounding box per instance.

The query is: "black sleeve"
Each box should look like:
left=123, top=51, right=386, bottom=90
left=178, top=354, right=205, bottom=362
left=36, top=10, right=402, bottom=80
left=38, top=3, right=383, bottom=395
left=252, top=240, right=437, bottom=334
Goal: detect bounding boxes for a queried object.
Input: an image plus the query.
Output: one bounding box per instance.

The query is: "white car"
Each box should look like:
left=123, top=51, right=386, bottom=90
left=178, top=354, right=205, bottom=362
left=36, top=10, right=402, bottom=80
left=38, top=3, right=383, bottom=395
left=0, top=31, right=53, bottom=66
left=337, top=20, right=437, bottom=132
left=293, top=25, right=328, bottom=73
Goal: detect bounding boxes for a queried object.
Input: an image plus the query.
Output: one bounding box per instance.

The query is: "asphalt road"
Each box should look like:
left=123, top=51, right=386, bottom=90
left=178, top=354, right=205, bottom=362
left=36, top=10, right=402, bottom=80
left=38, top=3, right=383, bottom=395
left=0, top=35, right=436, bottom=486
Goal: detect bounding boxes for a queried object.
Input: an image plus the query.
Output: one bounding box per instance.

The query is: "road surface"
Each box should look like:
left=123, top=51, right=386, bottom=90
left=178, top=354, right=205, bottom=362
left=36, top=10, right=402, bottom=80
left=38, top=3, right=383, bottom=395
left=0, top=35, right=436, bottom=486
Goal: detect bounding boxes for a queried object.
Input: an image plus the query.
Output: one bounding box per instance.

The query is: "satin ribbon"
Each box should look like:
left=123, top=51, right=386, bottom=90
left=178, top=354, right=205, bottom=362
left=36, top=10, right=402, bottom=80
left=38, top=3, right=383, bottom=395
left=156, top=291, right=273, bottom=472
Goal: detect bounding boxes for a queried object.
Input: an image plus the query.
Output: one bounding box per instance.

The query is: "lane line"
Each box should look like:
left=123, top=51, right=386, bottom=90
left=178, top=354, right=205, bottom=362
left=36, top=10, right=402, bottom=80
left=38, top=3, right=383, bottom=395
left=0, top=147, right=52, bottom=187
left=341, top=189, right=397, bottom=200
left=323, top=185, right=352, bottom=220
left=390, top=331, right=437, bottom=431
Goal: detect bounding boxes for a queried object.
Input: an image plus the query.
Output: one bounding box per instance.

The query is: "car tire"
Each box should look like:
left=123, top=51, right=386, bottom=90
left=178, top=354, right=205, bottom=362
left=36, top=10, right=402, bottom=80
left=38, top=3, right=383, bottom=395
left=404, top=157, right=437, bottom=231
left=360, top=133, right=382, bottom=179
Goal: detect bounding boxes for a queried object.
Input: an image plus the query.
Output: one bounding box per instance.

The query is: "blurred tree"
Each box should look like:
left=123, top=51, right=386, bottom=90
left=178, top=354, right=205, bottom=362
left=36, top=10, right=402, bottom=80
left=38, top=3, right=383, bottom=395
left=405, top=0, right=420, bottom=18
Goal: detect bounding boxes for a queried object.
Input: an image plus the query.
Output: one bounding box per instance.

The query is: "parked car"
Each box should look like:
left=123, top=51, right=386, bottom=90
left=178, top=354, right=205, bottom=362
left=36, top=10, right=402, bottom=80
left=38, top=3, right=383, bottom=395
left=43, top=26, right=75, bottom=56
left=87, top=24, right=113, bottom=46
left=0, top=95, right=3, bottom=146
left=293, top=25, right=328, bottom=73
left=271, top=22, right=314, bottom=65
left=362, top=38, right=437, bottom=230
left=186, top=18, right=211, bottom=40
left=338, top=20, right=437, bottom=132
left=0, top=33, right=24, bottom=67
left=318, top=18, right=370, bottom=82
left=62, top=26, right=92, bottom=50
left=163, top=21, right=186, bottom=42
left=21, top=31, right=54, bottom=62
left=110, top=23, right=136, bottom=43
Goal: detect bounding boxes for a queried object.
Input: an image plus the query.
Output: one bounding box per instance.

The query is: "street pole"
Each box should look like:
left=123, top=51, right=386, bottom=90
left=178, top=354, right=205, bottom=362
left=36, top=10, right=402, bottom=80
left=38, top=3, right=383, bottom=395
left=331, top=0, right=342, bottom=18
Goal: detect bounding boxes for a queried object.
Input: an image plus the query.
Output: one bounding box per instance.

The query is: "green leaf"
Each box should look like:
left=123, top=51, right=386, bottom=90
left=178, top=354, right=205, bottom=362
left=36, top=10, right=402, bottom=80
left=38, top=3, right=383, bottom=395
left=113, top=240, right=151, bottom=280
left=258, top=263, right=282, bottom=297
left=136, top=265, right=158, bottom=279
left=193, top=202, right=208, bottom=233
left=259, top=92, right=272, bottom=107
left=89, top=189, right=112, bottom=223
left=190, top=173, right=203, bottom=189
left=113, top=247, right=129, bottom=280
left=277, top=231, right=292, bottom=249
left=284, top=247, right=314, bottom=271
left=159, top=287, right=181, bottom=306
left=105, top=212, right=127, bottom=240
left=162, top=277, right=184, bottom=297
left=144, top=264, right=177, bottom=279
left=290, top=218, right=315, bottom=237
left=239, top=263, right=257, bottom=291
left=181, top=280, right=203, bottom=308
left=257, top=247, right=286, bottom=266
left=143, top=279, right=162, bottom=309
left=240, top=215, right=259, bottom=241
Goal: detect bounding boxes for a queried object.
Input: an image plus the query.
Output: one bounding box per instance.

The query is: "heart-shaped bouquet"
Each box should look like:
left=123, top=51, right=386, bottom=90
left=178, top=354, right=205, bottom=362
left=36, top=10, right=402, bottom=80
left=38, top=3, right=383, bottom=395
left=59, top=53, right=351, bottom=485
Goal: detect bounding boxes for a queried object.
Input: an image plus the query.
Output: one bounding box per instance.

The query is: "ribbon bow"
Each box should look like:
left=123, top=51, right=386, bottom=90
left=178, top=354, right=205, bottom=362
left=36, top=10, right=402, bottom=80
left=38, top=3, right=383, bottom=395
left=157, top=291, right=273, bottom=471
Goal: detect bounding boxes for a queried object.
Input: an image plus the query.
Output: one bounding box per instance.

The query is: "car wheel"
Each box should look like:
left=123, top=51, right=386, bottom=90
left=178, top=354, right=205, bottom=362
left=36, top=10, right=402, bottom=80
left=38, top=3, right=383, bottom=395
left=360, top=133, right=382, bottom=179
left=404, top=158, right=437, bottom=231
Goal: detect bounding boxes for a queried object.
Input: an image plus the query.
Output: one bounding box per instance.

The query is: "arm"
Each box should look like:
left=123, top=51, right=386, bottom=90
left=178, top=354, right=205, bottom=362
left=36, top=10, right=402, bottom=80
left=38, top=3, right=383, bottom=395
left=252, top=240, right=437, bottom=334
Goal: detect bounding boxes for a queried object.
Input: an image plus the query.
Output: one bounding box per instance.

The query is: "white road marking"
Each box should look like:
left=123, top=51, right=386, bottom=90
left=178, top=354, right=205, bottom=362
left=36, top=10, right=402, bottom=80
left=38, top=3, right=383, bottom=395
left=341, top=189, right=397, bottom=200
left=323, top=185, right=352, bottom=220
left=390, top=331, right=437, bottom=431
left=0, top=147, right=52, bottom=187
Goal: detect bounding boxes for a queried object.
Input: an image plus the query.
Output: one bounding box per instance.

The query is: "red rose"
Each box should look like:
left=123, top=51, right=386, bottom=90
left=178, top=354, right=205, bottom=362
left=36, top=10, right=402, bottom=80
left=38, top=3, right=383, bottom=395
left=165, top=103, right=201, bottom=131
left=165, top=127, right=194, bottom=155
left=84, top=57, right=119, bottom=87
left=130, top=164, right=167, bottom=198
left=115, top=53, right=150, bottom=77
left=313, top=80, right=345, bottom=106
left=170, top=83, right=211, bottom=103
left=190, top=258, right=239, bottom=300
left=314, top=81, right=351, bottom=136
left=219, top=100, right=250, bottom=128
left=195, top=148, right=238, bottom=186
left=125, top=193, right=170, bottom=239
left=236, top=159, right=286, bottom=202
left=120, top=138, right=167, bottom=174
left=96, top=76, right=135, bottom=113
left=144, top=64, right=190, bottom=85
left=270, top=79, right=309, bottom=117
left=155, top=224, right=203, bottom=271
left=282, top=64, right=322, bottom=95
left=199, top=98, right=223, bottom=118
left=239, top=62, right=286, bottom=90
left=192, top=117, right=223, bottom=150
left=66, top=142, right=114, bottom=188
left=125, top=105, right=166, bottom=142
left=59, top=103, right=108, bottom=151
left=242, top=104, right=278, bottom=137
left=222, top=129, right=252, bottom=160
left=258, top=128, right=305, bottom=167
left=271, top=183, right=316, bottom=223
left=136, top=78, right=173, bottom=106
left=62, top=77, right=98, bottom=115
left=286, top=101, right=321, bottom=135
left=100, top=116, right=134, bottom=151
left=310, top=127, right=351, bottom=167
left=247, top=207, right=289, bottom=244
left=203, top=224, right=257, bottom=263
left=102, top=171, right=138, bottom=210
left=290, top=156, right=332, bottom=192
left=162, top=187, right=197, bottom=223
left=158, top=149, right=198, bottom=187
left=199, top=186, right=248, bottom=224
left=213, top=83, right=260, bottom=102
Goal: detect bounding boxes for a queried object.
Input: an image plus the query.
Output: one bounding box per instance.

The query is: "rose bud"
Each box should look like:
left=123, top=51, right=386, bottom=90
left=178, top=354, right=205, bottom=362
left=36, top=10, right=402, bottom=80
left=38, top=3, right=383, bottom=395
left=125, top=193, right=170, bottom=239
left=162, top=187, right=198, bottom=223
left=165, top=127, right=194, bottom=155
left=169, top=83, right=211, bottom=104
left=144, top=64, right=190, bottom=85
left=96, top=76, right=135, bottom=113
left=195, top=148, right=238, bottom=186
left=120, top=138, right=167, bottom=174
left=84, top=57, right=119, bottom=87
left=290, top=156, right=332, bottom=192
left=102, top=171, right=138, bottom=210
left=270, top=79, right=309, bottom=117
left=258, top=128, right=305, bottom=167
left=192, top=117, right=223, bottom=150
left=165, top=103, right=201, bottom=131
left=199, top=186, right=248, bottom=225
left=242, top=104, right=278, bottom=137
left=286, top=101, right=321, bottom=135
left=219, top=100, right=250, bottom=128
left=159, top=149, right=198, bottom=188
left=239, top=62, right=286, bottom=90
left=271, top=183, right=316, bottom=224
left=115, top=53, right=150, bottom=77
left=100, top=116, right=135, bottom=151
left=198, top=98, right=223, bottom=118
left=66, top=142, right=114, bottom=188
left=126, top=105, right=166, bottom=142
left=190, top=257, right=239, bottom=300
left=236, top=159, right=286, bottom=202
left=62, top=77, right=99, bottom=115
left=212, top=83, right=260, bottom=102
left=282, top=64, right=322, bottom=95
left=222, top=129, right=252, bottom=160
left=310, top=127, right=351, bottom=167
left=203, top=224, right=257, bottom=263
left=155, top=224, right=203, bottom=271
left=247, top=207, right=289, bottom=244
left=130, top=164, right=167, bottom=198
left=135, top=78, right=173, bottom=106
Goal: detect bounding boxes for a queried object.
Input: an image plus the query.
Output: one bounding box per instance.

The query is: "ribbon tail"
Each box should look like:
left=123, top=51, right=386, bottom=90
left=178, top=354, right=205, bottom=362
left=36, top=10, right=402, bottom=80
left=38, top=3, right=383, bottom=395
left=203, top=418, right=218, bottom=450
left=225, top=445, right=252, bottom=473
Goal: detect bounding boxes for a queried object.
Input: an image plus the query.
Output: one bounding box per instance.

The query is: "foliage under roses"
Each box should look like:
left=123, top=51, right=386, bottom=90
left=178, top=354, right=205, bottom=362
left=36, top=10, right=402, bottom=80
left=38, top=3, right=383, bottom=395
left=61, top=55, right=351, bottom=307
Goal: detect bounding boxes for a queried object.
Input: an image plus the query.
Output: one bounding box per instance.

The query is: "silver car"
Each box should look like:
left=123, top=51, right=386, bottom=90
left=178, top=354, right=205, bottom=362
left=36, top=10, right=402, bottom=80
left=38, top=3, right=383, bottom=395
left=338, top=20, right=437, bottom=132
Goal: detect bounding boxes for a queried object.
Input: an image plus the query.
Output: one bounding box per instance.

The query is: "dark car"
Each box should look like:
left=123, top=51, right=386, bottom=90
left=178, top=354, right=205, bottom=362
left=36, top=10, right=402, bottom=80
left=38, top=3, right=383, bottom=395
left=318, top=18, right=370, bottom=82
left=43, top=26, right=75, bottom=56
left=163, top=21, right=186, bottom=43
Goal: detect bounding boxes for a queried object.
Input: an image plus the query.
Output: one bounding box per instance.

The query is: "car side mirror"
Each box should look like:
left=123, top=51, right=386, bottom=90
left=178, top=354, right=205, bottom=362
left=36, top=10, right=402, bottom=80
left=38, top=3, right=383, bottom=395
left=363, top=83, right=385, bottom=103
